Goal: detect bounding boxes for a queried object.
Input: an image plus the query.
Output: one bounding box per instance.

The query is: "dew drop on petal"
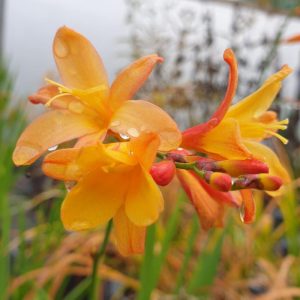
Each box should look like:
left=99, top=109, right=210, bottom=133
left=239, top=202, right=245, bottom=223
left=127, top=128, right=140, bottom=138
left=65, top=181, right=76, bottom=192
left=120, top=133, right=130, bottom=140
left=48, top=145, right=58, bottom=151
left=54, top=37, right=69, bottom=58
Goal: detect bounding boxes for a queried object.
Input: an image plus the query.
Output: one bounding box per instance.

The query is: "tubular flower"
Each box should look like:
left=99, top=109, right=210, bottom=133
left=182, top=49, right=292, bottom=195
left=13, top=26, right=181, bottom=166
left=42, top=133, right=163, bottom=256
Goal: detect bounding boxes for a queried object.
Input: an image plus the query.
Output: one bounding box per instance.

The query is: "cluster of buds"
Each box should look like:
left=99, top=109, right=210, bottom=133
left=151, top=152, right=283, bottom=193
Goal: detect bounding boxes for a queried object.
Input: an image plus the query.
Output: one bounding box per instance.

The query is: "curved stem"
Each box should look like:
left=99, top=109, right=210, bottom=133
left=89, top=219, right=113, bottom=300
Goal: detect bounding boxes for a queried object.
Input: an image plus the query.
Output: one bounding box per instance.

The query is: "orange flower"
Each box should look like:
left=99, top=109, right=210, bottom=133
left=182, top=49, right=292, bottom=196
left=42, top=133, right=163, bottom=256
left=13, top=26, right=181, bottom=166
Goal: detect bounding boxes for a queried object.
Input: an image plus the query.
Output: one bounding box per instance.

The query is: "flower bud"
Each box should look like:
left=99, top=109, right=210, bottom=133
left=232, top=174, right=283, bottom=191
left=258, top=174, right=283, bottom=191
left=150, top=160, right=176, bottom=186
left=197, top=159, right=269, bottom=177
left=204, top=171, right=232, bottom=192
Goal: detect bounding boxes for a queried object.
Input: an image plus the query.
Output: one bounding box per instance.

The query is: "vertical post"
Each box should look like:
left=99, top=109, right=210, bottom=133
left=0, top=0, right=5, bottom=60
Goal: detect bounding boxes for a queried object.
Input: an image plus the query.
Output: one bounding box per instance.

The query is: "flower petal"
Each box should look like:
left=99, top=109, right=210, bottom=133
left=114, top=207, right=146, bottom=256
left=13, top=110, right=101, bottom=166
left=109, top=55, right=163, bottom=110
left=181, top=48, right=238, bottom=145
left=53, top=26, right=109, bottom=90
left=29, top=85, right=94, bottom=115
left=226, top=65, right=292, bottom=120
left=43, top=145, right=113, bottom=181
left=177, top=170, right=224, bottom=230
left=61, top=168, right=126, bottom=231
left=125, top=166, right=164, bottom=226
left=74, top=131, right=106, bottom=148
left=210, top=48, right=238, bottom=122
left=243, top=140, right=291, bottom=197
left=240, top=189, right=256, bottom=224
left=129, top=132, right=160, bottom=170
left=186, top=118, right=252, bottom=160
left=110, top=100, right=181, bottom=151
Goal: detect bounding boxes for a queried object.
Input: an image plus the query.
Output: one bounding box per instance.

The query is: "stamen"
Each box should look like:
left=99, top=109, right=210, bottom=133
left=45, top=92, right=72, bottom=107
left=45, top=78, right=107, bottom=99
left=265, top=130, right=288, bottom=144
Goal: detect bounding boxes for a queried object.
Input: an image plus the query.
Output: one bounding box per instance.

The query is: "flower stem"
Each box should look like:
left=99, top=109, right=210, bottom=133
left=175, top=161, right=205, bottom=178
left=89, top=219, right=113, bottom=300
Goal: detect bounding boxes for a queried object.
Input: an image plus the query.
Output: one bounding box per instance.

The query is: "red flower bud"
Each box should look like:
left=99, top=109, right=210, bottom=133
left=232, top=174, right=283, bottom=191
left=216, top=159, right=269, bottom=177
left=198, top=159, right=269, bottom=177
left=258, top=174, right=283, bottom=191
left=204, top=171, right=232, bottom=192
left=150, top=161, right=176, bottom=186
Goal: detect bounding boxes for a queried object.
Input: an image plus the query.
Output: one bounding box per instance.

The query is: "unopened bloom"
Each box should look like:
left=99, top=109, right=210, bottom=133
left=150, top=160, right=176, bottom=186
left=13, top=26, right=181, bottom=166
left=182, top=49, right=292, bottom=196
left=43, top=133, right=163, bottom=256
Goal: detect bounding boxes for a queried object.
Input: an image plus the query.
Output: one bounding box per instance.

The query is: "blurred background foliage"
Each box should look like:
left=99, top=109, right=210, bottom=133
left=1, top=0, right=300, bottom=299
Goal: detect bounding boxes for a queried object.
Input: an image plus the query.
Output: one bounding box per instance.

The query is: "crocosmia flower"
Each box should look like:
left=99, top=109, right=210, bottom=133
left=182, top=50, right=292, bottom=196
left=13, top=26, right=181, bottom=166
left=42, top=133, right=163, bottom=256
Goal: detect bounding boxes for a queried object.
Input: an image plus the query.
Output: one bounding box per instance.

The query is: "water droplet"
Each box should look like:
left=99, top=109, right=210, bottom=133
left=48, top=145, right=58, bottom=151
left=70, top=221, right=91, bottom=231
left=54, top=37, right=69, bottom=58
left=110, top=120, right=121, bottom=127
left=127, top=128, right=140, bottom=137
left=120, top=133, right=130, bottom=140
left=239, top=202, right=245, bottom=223
left=65, top=181, right=76, bottom=192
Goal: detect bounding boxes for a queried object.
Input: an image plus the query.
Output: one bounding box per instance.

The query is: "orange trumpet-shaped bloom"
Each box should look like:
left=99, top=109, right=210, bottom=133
left=13, top=26, right=181, bottom=166
left=42, top=133, right=163, bottom=256
left=182, top=49, right=292, bottom=195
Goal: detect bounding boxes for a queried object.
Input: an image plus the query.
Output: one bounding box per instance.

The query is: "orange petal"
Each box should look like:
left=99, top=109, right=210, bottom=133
left=13, top=110, right=101, bottom=166
left=177, top=170, right=224, bottom=230
left=125, top=166, right=164, bottom=226
left=110, top=100, right=181, bottom=151
left=240, top=189, right=256, bottom=224
left=243, top=140, right=291, bottom=197
left=29, top=85, right=59, bottom=105
left=53, top=26, right=109, bottom=91
left=114, top=207, right=145, bottom=256
left=42, top=145, right=113, bottom=181
left=109, top=55, right=163, bottom=110
left=227, top=65, right=292, bottom=120
left=29, top=85, right=94, bottom=115
left=189, top=118, right=252, bottom=159
left=129, top=132, right=160, bottom=170
left=74, top=131, right=106, bottom=148
left=210, top=48, right=238, bottom=122
left=181, top=48, right=238, bottom=145
left=61, top=168, right=126, bottom=231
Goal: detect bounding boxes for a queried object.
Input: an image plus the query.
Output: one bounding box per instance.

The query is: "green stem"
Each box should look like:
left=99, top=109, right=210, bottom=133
left=89, top=219, right=113, bottom=300
left=156, top=152, right=166, bottom=160
left=175, top=162, right=205, bottom=178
